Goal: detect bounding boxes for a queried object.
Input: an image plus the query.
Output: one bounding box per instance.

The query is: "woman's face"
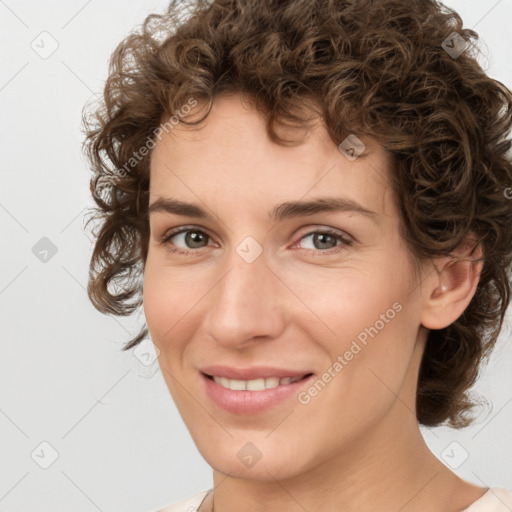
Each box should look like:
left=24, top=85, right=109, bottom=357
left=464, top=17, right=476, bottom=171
left=143, top=92, right=429, bottom=482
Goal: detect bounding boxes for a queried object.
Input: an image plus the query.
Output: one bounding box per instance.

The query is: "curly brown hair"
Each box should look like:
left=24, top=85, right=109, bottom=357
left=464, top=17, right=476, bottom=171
left=82, top=0, right=512, bottom=428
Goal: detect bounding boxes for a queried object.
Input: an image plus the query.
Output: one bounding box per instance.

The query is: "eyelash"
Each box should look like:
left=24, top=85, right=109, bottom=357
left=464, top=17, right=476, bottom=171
left=159, top=226, right=353, bottom=256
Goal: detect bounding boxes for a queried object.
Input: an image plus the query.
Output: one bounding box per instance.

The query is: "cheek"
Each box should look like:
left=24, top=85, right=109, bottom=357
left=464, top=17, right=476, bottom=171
left=142, top=266, right=168, bottom=339
left=293, top=256, right=416, bottom=396
left=321, top=294, right=418, bottom=423
left=143, top=267, right=192, bottom=401
left=305, top=309, right=416, bottom=445
left=143, top=255, right=195, bottom=322
left=143, top=263, right=194, bottom=349
left=283, top=263, right=406, bottom=346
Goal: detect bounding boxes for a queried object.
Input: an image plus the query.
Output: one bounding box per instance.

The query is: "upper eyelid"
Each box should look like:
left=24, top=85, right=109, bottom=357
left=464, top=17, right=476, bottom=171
left=161, top=225, right=215, bottom=242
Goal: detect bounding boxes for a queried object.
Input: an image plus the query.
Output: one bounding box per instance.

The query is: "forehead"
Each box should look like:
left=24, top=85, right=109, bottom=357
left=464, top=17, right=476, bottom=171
left=148, top=93, right=395, bottom=221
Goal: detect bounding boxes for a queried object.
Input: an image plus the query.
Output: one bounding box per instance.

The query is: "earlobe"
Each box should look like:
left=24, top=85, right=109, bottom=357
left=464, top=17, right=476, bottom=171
left=421, top=237, right=483, bottom=330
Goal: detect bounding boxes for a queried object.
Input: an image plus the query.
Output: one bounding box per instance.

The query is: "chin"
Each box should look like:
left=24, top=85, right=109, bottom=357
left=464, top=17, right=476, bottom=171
left=196, top=435, right=312, bottom=481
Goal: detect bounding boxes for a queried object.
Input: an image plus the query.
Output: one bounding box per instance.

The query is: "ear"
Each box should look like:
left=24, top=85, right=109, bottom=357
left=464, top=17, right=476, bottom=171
left=420, top=235, right=484, bottom=330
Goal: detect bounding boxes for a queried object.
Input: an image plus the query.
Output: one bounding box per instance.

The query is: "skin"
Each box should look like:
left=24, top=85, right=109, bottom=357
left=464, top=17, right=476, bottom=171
left=143, top=92, right=486, bottom=512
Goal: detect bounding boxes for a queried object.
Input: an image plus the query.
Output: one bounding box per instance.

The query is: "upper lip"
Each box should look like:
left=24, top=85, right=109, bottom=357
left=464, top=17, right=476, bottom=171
left=200, top=365, right=313, bottom=380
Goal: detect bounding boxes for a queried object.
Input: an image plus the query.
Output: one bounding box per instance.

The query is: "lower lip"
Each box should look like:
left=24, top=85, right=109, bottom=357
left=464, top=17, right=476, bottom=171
left=201, top=373, right=315, bottom=415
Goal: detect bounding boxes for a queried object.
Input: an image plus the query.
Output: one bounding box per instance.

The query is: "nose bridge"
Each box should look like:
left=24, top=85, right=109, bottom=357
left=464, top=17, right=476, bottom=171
left=204, top=244, right=284, bottom=347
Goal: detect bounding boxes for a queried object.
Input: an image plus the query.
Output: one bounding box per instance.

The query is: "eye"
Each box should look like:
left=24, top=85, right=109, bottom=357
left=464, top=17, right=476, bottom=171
left=294, top=228, right=352, bottom=254
left=159, top=226, right=353, bottom=256
left=160, top=227, right=213, bottom=254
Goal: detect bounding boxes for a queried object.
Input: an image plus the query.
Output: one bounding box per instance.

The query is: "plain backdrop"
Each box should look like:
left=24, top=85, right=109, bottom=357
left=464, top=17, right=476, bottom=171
left=0, top=1, right=511, bottom=511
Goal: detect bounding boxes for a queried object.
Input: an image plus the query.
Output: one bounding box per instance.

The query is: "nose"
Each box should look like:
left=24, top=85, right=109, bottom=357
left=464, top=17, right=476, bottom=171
left=203, top=246, right=286, bottom=350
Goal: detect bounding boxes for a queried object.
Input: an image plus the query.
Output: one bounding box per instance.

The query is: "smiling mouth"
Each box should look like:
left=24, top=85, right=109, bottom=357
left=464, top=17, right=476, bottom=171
left=204, top=373, right=314, bottom=391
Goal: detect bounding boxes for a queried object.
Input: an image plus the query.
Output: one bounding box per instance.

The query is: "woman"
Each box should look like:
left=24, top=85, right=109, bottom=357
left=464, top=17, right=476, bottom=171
left=83, top=0, right=512, bottom=510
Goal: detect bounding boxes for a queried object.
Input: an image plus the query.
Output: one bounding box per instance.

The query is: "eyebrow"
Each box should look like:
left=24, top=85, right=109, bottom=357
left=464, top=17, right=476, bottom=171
left=148, top=196, right=378, bottom=223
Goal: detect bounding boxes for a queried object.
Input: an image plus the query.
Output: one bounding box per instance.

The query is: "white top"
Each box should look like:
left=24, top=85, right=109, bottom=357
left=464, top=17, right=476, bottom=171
left=154, top=487, right=512, bottom=512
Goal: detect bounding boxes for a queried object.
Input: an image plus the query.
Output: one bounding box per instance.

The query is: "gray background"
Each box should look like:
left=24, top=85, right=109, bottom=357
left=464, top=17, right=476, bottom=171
left=0, top=1, right=511, bottom=511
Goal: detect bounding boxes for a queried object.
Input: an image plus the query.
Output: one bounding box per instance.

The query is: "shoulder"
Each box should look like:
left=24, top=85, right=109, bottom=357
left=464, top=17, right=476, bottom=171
left=150, top=489, right=211, bottom=512
left=463, top=487, right=512, bottom=512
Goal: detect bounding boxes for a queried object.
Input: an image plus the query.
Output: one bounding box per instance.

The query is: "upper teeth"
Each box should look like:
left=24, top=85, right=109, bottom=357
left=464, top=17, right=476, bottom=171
left=212, top=375, right=304, bottom=391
